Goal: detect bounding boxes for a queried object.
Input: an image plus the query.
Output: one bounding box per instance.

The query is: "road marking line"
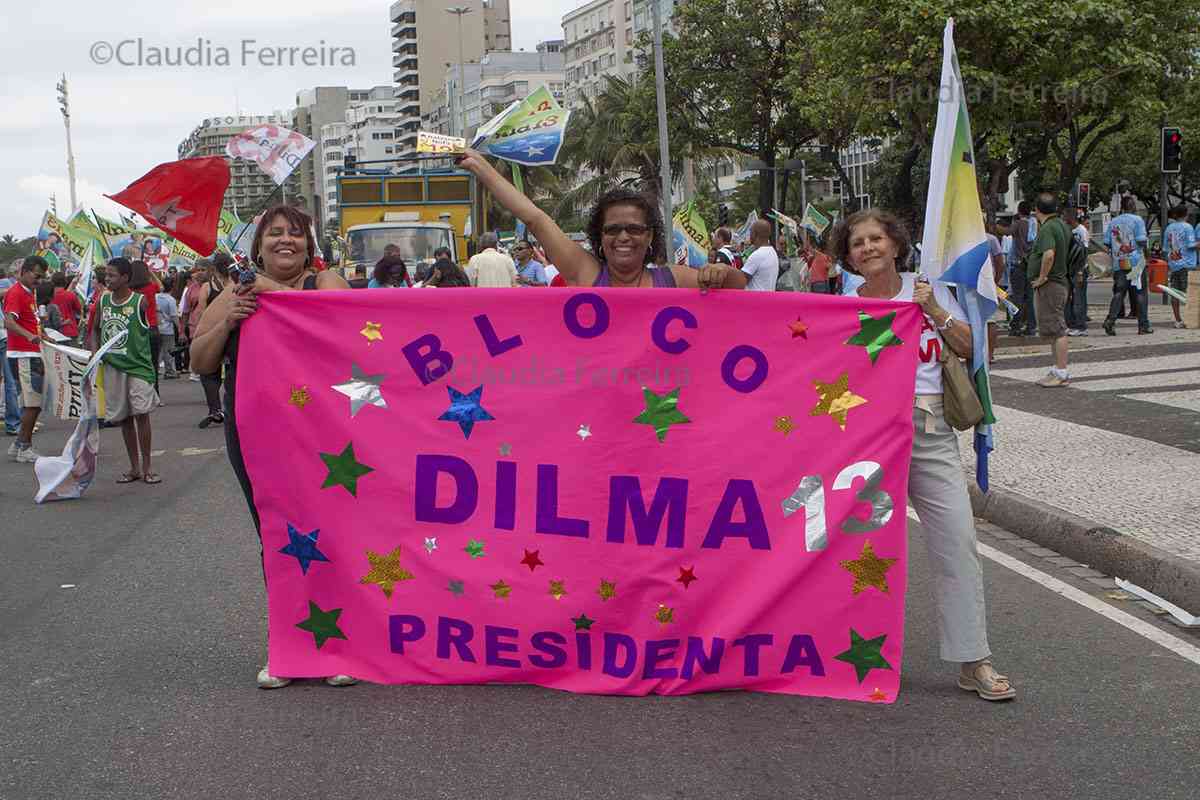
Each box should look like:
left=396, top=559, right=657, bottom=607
left=906, top=510, right=1200, bottom=666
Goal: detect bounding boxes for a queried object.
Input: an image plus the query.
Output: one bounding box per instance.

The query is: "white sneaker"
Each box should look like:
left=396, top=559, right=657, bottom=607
left=324, top=675, right=359, bottom=687
left=188, top=373, right=201, bottom=382
left=256, top=666, right=292, bottom=689
left=1174, top=321, right=1187, bottom=329
left=15, top=447, right=42, bottom=463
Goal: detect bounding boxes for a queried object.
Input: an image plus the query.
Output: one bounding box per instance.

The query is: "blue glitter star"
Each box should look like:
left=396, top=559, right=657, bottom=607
left=278, top=523, right=330, bottom=575
left=438, top=384, right=495, bottom=439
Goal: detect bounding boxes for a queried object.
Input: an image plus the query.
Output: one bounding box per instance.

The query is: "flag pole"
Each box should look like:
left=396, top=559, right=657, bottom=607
left=88, top=209, right=113, bottom=258
left=227, top=182, right=284, bottom=255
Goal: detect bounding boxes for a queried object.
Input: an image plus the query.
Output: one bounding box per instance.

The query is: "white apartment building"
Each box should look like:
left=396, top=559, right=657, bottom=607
left=423, top=46, right=566, bottom=140
left=319, top=89, right=405, bottom=231
left=561, top=0, right=637, bottom=109
left=391, top=0, right=512, bottom=158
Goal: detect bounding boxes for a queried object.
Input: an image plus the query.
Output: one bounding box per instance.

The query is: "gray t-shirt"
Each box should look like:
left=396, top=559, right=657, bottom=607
left=741, top=245, right=779, bottom=292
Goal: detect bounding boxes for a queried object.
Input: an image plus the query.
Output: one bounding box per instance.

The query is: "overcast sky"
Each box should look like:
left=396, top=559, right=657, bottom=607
left=1, top=0, right=582, bottom=238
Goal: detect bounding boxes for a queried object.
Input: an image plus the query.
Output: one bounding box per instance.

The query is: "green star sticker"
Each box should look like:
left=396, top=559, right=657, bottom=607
left=846, top=310, right=904, bottom=364
left=571, top=613, right=595, bottom=631
left=465, top=539, right=485, bottom=559
left=319, top=442, right=374, bottom=497
left=447, top=579, right=465, bottom=596
left=632, top=386, right=692, bottom=443
left=834, top=628, right=893, bottom=683
left=295, top=601, right=348, bottom=650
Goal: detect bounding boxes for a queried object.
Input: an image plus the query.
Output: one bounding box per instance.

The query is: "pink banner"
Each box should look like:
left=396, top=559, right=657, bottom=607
left=237, top=287, right=922, bottom=702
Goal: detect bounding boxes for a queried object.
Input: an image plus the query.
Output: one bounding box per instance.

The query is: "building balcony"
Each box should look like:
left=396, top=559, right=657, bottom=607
left=392, top=37, right=419, bottom=54
left=390, top=2, right=414, bottom=24
left=392, top=63, right=419, bottom=80
left=392, top=21, right=417, bottom=38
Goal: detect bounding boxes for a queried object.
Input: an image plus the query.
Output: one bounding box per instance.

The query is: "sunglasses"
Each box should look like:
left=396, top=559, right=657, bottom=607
left=602, top=223, right=650, bottom=237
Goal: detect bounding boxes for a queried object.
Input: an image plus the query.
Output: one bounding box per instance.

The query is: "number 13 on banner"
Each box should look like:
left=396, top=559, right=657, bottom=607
left=782, top=461, right=895, bottom=552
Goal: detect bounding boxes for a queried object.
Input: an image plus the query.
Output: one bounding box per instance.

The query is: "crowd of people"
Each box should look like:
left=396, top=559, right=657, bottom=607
left=7, top=145, right=1198, bottom=697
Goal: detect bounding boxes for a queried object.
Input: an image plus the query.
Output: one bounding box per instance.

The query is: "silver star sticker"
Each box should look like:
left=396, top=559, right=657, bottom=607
left=498, top=443, right=512, bottom=456
left=147, top=196, right=193, bottom=231
left=424, top=537, right=437, bottom=554
left=331, top=364, right=387, bottom=417
left=577, top=424, right=592, bottom=441
left=523, top=143, right=546, bottom=157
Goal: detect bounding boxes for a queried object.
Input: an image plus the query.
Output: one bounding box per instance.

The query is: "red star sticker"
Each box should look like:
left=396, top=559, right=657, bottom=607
left=868, top=687, right=889, bottom=702
left=520, top=549, right=544, bottom=571
left=676, top=566, right=697, bottom=589
left=788, top=318, right=809, bottom=339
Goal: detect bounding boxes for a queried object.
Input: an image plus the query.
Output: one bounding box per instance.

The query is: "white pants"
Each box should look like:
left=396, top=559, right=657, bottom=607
left=909, top=396, right=991, bottom=662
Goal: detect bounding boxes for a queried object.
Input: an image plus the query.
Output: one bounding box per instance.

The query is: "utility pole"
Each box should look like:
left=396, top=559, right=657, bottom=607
left=56, top=74, right=78, bottom=215
left=446, top=6, right=473, bottom=140
left=651, top=0, right=673, bottom=235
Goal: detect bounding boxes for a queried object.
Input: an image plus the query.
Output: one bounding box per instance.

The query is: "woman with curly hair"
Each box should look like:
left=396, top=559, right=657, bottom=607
left=456, top=150, right=746, bottom=290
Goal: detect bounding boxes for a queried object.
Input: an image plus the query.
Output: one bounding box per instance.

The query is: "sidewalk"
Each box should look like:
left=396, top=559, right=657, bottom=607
left=956, top=294, right=1200, bottom=604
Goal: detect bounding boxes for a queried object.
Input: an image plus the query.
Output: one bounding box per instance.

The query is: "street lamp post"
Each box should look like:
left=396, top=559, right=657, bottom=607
left=56, top=74, right=78, bottom=215
left=651, top=0, right=673, bottom=233
left=445, top=6, right=473, bottom=140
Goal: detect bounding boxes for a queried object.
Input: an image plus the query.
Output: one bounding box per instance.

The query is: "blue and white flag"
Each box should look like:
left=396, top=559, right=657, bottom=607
left=471, top=86, right=570, bottom=167
left=919, top=18, right=999, bottom=491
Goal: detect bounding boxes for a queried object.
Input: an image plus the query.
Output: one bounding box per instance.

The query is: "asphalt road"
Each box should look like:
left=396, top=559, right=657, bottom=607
left=2, top=377, right=1199, bottom=800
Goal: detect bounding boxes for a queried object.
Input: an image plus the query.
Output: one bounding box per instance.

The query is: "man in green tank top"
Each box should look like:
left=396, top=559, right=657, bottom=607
left=88, top=257, right=161, bottom=484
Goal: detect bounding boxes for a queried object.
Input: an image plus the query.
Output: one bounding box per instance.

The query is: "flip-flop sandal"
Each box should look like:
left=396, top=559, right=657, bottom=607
left=116, top=471, right=142, bottom=483
left=957, top=661, right=1016, bottom=701
left=143, top=473, right=162, bottom=484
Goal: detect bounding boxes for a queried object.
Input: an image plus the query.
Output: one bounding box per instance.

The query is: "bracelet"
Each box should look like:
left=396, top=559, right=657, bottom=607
left=938, top=313, right=954, bottom=331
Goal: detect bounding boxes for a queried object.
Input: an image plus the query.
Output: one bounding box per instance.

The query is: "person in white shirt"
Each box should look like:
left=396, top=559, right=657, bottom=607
left=833, top=206, right=1015, bottom=702
left=466, top=233, right=517, bottom=288
left=740, top=220, right=779, bottom=291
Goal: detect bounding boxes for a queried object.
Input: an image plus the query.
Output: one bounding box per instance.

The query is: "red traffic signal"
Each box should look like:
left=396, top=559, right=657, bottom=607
left=1162, top=127, right=1183, bottom=173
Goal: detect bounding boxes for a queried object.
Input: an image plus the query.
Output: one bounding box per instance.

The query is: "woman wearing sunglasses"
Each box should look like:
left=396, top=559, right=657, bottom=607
left=457, top=150, right=746, bottom=290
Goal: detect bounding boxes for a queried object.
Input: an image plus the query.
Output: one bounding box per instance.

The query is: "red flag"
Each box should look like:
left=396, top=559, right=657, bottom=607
left=106, top=157, right=231, bottom=256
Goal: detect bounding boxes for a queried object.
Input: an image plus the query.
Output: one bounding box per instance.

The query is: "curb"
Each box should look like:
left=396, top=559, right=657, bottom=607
left=967, top=483, right=1200, bottom=614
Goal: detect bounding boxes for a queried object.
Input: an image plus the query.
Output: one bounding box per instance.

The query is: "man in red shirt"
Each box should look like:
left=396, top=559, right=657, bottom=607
left=50, top=273, right=82, bottom=342
left=4, top=256, right=48, bottom=461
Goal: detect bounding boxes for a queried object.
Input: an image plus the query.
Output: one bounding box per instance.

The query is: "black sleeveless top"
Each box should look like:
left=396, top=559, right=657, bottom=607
left=224, top=273, right=318, bottom=536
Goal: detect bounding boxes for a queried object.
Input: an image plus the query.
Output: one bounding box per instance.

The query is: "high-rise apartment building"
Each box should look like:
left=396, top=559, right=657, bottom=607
left=318, top=87, right=403, bottom=232
left=561, top=0, right=636, bottom=109
left=422, top=46, right=566, bottom=140
left=390, top=0, right=512, bottom=158
left=176, top=114, right=302, bottom=217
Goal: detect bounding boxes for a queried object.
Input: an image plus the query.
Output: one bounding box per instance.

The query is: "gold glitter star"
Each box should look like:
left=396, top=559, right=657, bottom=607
left=655, top=603, right=675, bottom=626
left=809, top=372, right=868, bottom=431
left=491, top=579, right=512, bottom=599
left=597, top=578, right=616, bottom=601
left=360, top=321, right=383, bottom=343
left=548, top=579, right=567, bottom=600
left=774, top=416, right=794, bottom=435
left=839, top=541, right=898, bottom=595
left=359, top=546, right=414, bottom=599
left=289, top=386, right=311, bottom=408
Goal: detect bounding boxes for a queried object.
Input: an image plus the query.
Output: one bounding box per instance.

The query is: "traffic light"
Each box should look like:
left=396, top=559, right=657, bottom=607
left=1162, top=127, right=1182, bottom=173
left=1076, top=182, right=1090, bottom=212
left=718, top=204, right=729, bottom=227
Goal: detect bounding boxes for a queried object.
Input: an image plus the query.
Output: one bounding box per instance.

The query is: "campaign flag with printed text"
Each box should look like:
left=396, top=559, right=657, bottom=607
left=236, top=288, right=924, bottom=701
left=919, top=18, right=999, bottom=491
left=226, top=125, right=316, bottom=185
left=106, top=157, right=231, bottom=257
left=672, top=201, right=709, bottom=267
left=801, top=204, right=831, bottom=237
left=471, top=86, right=570, bottom=167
